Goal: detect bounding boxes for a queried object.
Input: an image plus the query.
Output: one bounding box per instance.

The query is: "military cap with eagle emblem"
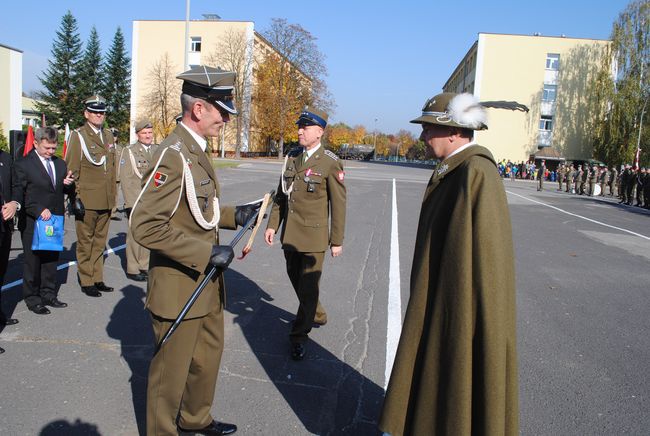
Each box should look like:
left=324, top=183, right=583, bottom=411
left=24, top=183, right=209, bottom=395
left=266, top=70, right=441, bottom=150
left=177, top=65, right=238, bottom=115
left=411, top=92, right=529, bottom=129
left=296, top=106, right=328, bottom=128
left=84, top=95, right=108, bottom=113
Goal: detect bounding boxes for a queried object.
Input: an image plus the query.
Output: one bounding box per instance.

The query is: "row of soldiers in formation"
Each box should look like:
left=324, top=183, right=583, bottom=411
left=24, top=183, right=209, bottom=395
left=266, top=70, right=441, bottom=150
left=554, top=163, right=650, bottom=207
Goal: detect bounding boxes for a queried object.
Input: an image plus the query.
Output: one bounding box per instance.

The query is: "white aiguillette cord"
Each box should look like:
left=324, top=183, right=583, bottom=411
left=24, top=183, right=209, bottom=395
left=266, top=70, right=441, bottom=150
left=181, top=152, right=220, bottom=231
left=238, top=192, right=273, bottom=259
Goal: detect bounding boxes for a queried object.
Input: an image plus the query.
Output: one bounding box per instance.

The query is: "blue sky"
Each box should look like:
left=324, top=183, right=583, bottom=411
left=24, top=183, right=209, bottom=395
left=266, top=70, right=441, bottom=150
left=0, top=0, right=629, bottom=135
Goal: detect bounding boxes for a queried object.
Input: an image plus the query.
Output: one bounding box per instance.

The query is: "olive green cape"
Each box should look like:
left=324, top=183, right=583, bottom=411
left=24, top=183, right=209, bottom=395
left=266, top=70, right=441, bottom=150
left=379, top=145, right=518, bottom=436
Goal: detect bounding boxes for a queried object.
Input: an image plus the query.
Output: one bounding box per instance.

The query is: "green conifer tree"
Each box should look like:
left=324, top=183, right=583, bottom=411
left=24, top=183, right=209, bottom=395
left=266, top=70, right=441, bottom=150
left=36, top=11, right=83, bottom=128
left=102, top=27, right=131, bottom=135
left=76, top=27, right=104, bottom=103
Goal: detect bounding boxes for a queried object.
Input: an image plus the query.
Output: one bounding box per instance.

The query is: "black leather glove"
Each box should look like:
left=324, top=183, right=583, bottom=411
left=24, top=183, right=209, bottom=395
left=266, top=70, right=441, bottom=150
left=68, top=196, right=85, bottom=219
left=209, top=245, right=234, bottom=269
left=235, top=202, right=261, bottom=228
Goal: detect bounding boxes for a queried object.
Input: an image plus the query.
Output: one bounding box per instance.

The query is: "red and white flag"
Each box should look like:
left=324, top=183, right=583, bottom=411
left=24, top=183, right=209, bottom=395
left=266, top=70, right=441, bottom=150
left=22, top=125, right=34, bottom=156
left=633, top=147, right=641, bottom=170
left=63, top=123, right=70, bottom=158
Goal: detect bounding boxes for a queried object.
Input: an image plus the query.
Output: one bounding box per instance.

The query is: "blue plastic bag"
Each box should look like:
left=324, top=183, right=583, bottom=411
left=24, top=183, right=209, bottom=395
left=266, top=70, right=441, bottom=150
left=31, top=215, right=64, bottom=251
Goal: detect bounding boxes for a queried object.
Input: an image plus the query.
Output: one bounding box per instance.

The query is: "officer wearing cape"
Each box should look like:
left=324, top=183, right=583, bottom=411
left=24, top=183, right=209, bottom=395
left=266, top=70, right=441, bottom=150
left=380, top=93, right=521, bottom=436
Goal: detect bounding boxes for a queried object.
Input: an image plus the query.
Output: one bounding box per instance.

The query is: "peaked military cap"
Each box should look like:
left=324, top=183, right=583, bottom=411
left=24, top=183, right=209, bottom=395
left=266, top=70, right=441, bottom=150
left=135, top=119, right=153, bottom=133
left=85, top=95, right=107, bottom=113
left=411, top=92, right=488, bottom=130
left=296, top=106, right=328, bottom=128
left=177, top=65, right=237, bottom=115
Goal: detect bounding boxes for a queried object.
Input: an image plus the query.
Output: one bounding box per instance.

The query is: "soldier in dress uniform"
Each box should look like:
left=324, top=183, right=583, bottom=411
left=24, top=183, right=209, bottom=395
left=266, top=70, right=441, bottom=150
left=565, top=164, right=573, bottom=192
left=588, top=164, right=598, bottom=196
left=536, top=159, right=546, bottom=191
left=598, top=166, right=608, bottom=196
left=119, top=120, right=157, bottom=282
left=131, top=65, right=257, bottom=436
left=609, top=165, right=618, bottom=196
left=618, top=164, right=628, bottom=202
left=625, top=164, right=635, bottom=205
left=65, top=95, right=116, bottom=297
left=580, top=164, right=588, bottom=195
left=574, top=165, right=583, bottom=194
left=556, top=163, right=564, bottom=191
left=635, top=167, right=645, bottom=207
left=264, top=106, right=347, bottom=361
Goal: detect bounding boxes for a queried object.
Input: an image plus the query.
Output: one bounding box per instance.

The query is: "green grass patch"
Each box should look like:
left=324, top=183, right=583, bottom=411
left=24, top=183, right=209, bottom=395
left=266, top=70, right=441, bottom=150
left=211, top=159, right=240, bottom=169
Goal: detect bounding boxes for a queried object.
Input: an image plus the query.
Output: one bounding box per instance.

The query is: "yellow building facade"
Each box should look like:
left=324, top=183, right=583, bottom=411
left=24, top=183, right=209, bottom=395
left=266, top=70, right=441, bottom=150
left=443, top=33, right=611, bottom=163
left=131, top=18, right=307, bottom=154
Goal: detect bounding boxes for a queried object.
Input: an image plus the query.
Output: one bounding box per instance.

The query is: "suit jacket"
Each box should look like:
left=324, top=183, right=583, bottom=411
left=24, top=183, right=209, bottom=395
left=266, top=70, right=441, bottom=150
left=130, top=124, right=236, bottom=319
left=0, top=150, right=18, bottom=234
left=65, top=122, right=116, bottom=210
left=267, top=145, right=346, bottom=252
left=118, top=141, right=159, bottom=208
left=12, top=150, right=74, bottom=235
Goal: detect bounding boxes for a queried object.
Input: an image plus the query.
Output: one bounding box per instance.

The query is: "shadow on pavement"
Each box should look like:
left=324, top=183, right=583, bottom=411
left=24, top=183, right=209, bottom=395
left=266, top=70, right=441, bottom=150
left=106, top=284, right=152, bottom=435
left=225, top=268, right=383, bottom=435
left=39, top=418, right=101, bottom=435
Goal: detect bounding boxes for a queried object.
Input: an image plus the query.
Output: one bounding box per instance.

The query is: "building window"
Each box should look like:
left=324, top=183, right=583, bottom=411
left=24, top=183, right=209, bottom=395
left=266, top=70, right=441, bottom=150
left=190, top=37, right=202, bottom=52
left=542, top=84, right=557, bottom=102
left=546, top=53, right=560, bottom=70
left=539, top=115, right=553, bottom=131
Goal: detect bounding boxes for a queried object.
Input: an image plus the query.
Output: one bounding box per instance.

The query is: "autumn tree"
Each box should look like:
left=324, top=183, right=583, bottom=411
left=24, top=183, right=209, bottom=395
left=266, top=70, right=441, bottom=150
left=140, top=53, right=181, bottom=142
left=258, top=18, right=334, bottom=158
left=590, top=0, right=649, bottom=166
left=208, top=29, right=254, bottom=158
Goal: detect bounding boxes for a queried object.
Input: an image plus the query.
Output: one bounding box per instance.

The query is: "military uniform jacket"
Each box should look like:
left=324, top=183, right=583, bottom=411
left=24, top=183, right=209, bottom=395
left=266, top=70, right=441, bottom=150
left=65, top=122, right=116, bottom=210
left=267, top=145, right=346, bottom=252
left=119, top=141, right=159, bottom=208
left=380, top=145, right=518, bottom=436
left=130, top=125, right=236, bottom=319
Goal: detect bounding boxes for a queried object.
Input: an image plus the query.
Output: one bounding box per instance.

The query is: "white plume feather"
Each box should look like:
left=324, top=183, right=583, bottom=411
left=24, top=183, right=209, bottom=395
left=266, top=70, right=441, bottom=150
left=448, top=93, right=487, bottom=128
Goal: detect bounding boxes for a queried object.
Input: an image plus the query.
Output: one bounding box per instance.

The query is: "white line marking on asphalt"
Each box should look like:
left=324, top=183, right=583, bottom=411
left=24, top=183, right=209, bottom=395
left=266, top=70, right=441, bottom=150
left=506, top=191, right=650, bottom=241
left=385, top=178, right=402, bottom=389
left=1, top=244, right=127, bottom=292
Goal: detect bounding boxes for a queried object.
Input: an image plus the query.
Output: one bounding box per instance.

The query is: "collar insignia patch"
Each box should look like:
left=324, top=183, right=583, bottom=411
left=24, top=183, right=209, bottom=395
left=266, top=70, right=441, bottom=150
left=437, top=163, right=449, bottom=176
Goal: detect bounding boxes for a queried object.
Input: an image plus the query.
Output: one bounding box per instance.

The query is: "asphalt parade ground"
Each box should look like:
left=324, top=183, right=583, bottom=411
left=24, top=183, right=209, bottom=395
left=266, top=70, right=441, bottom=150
left=1, top=159, right=649, bottom=435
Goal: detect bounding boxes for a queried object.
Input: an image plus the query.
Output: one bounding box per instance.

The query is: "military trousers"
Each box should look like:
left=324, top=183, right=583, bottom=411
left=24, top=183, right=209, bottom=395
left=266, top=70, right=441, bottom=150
left=609, top=182, right=617, bottom=196
left=126, top=222, right=149, bottom=274
left=284, top=250, right=325, bottom=344
left=148, top=307, right=224, bottom=436
left=75, top=209, right=111, bottom=287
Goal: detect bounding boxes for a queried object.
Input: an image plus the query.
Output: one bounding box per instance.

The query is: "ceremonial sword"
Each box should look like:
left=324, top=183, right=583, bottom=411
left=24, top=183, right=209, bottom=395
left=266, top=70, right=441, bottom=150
left=155, top=189, right=275, bottom=353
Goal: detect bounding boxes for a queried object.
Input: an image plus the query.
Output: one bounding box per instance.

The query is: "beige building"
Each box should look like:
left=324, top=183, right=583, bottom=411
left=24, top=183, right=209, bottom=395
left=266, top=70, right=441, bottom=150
left=0, top=43, right=23, bottom=143
left=131, top=17, right=309, bottom=153
left=22, top=96, right=43, bottom=128
left=443, top=33, right=612, bottom=162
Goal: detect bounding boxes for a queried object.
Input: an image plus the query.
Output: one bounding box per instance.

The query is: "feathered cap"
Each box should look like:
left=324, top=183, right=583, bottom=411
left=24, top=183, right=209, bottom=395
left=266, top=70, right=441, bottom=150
left=411, top=92, right=529, bottom=130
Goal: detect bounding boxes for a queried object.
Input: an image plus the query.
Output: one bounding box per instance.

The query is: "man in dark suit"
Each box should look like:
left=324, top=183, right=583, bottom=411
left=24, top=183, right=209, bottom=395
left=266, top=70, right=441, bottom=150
left=0, top=148, right=20, bottom=354
left=13, top=127, right=75, bottom=315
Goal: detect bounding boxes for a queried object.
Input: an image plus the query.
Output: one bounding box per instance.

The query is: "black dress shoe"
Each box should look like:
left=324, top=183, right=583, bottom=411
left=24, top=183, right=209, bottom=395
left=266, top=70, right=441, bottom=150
left=126, top=272, right=147, bottom=282
left=29, top=304, right=51, bottom=315
left=290, top=343, right=305, bottom=361
left=139, top=270, right=149, bottom=277
left=82, top=286, right=102, bottom=297
left=0, top=317, right=18, bottom=326
left=178, top=420, right=237, bottom=435
left=44, top=298, right=68, bottom=308
left=0, top=346, right=4, bottom=354
left=94, top=282, right=114, bottom=292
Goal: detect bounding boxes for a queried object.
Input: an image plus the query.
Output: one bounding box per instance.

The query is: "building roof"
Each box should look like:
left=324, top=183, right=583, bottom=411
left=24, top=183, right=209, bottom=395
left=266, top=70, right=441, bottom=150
left=477, top=32, right=610, bottom=43
left=533, top=147, right=565, bottom=160
left=0, top=43, right=23, bottom=53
